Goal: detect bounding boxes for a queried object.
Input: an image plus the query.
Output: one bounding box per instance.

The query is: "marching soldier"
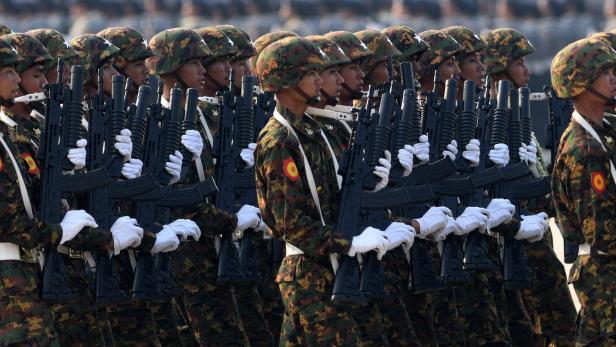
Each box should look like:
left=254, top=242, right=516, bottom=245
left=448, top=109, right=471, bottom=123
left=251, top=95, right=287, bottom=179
left=26, top=28, right=76, bottom=87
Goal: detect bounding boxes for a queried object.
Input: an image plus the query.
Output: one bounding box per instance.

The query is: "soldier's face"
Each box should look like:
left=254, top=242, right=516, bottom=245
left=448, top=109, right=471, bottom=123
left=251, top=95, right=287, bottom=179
left=589, top=68, right=616, bottom=100
left=124, top=59, right=149, bottom=86
left=205, top=58, right=231, bottom=89
left=20, top=64, right=47, bottom=94
left=339, top=63, right=364, bottom=95
left=506, top=57, right=530, bottom=87
left=177, top=58, right=206, bottom=89
left=367, top=59, right=393, bottom=85
left=296, top=70, right=323, bottom=100
left=230, top=58, right=251, bottom=90
left=45, top=59, right=72, bottom=86
left=101, top=60, right=120, bottom=94
left=439, top=57, right=461, bottom=81
left=460, top=52, right=484, bottom=85
left=320, top=66, right=343, bottom=99
left=0, top=65, right=20, bottom=100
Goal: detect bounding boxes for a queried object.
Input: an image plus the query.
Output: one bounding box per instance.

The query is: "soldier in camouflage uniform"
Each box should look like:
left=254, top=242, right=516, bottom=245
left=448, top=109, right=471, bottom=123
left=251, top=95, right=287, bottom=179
left=26, top=28, right=76, bottom=86
left=483, top=27, right=577, bottom=346
left=551, top=36, right=616, bottom=347
left=148, top=27, right=262, bottom=347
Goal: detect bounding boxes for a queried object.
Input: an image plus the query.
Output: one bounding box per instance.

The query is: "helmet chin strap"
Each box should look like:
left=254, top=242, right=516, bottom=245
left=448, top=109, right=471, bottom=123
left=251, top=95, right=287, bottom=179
left=588, top=86, right=616, bottom=107
left=204, top=71, right=226, bottom=92
left=342, top=82, right=363, bottom=100
left=320, top=88, right=339, bottom=106
left=294, top=86, right=320, bottom=106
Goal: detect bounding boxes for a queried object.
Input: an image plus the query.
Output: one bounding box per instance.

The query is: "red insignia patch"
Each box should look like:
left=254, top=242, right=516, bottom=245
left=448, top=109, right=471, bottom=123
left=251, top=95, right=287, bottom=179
left=0, top=156, right=4, bottom=172
left=21, top=153, right=38, bottom=175
left=283, top=158, right=299, bottom=181
left=592, top=171, right=606, bottom=193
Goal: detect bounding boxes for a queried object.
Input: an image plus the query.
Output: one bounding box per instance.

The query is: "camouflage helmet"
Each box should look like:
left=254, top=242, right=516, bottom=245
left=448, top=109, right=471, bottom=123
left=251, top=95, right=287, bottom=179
left=2, top=33, right=53, bottom=74
left=215, top=25, right=255, bottom=60
left=354, top=30, right=402, bottom=73
left=416, top=30, right=463, bottom=75
left=588, top=32, right=616, bottom=51
left=551, top=37, right=616, bottom=98
left=382, top=25, right=429, bottom=61
left=70, top=34, right=120, bottom=83
left=0, top=38, right=23, bottom=68
left=325, top=30, right=373, bottom=64
left=97, top=27, right=154, bottom=70
left=442, top=26, right=485, bottom=56
left=0, top=24, right=11, bottom=36
left=252, top=31, right=298, bottom=71
left=148, top=28, right=213, bottom=75
left=256, top=36, right=329, bottom=92
left=481, top=28, right=535, bottom=75
left=195, top=27, right=240, bottom=66
left=26, top=28, right=77, bottom=71
left=306, top=35, right=351, bottom=71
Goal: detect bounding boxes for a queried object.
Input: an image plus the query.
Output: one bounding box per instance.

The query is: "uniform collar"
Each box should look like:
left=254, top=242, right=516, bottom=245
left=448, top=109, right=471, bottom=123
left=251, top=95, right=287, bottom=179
left=280, top=107, right=319, bottom=139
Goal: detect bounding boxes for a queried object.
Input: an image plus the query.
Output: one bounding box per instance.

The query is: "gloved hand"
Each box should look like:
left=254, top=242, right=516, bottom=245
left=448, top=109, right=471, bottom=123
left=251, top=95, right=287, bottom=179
left=59, top=210, right=99, bottom=244
left=165, top=150, right=183, bottom=185
left=348, top=226, right=388, bottom=260
left=486, top=198, right=515, bottom=229
left=384, top=222, right=415, bottom=251
left=67, top=139, right=87, bottom=170
left=165, top=219, right=201, bottom=241
left=371, top=150, right=391, bottom=192
left=114, top=129, right=133, bottom=161
left=429, top=215, right=459, bottom=241
left=455, top=206, right=490, bottom=235
left=415, top=206, right=452, bottom=238
left=462, top=139, right=480, bottom=167
left=181, top=129, right=204, bottom=160
left=489, top=143, right=509, bottom=167
left=519, top=144, right=529, bottom=162
left=442, top=139, right=458, bottom=161
left=398, top=145, right=414, bottom=177
left=121, top=158, right=143, bottom=179
left=526, top=140, right=538, bottom=166
left=151, top=226, right=180, bottom=253
left=240, top=143, right=257, bottom=168
left=516, top=213, right=549, bottom=242
left=110, top=216, right=144, bottom=255
left=235, top=204, right=261, bottom=232
left=413, top=134, right=430, bottom=165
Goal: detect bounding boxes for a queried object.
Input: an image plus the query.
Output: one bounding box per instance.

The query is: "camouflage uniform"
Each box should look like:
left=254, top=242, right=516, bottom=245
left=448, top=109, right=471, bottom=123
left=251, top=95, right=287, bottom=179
left=149, top=28, right=250, bottom=347
left=255, top=36, right=361, bottom=346
left=551, top=38, right=616, bottom=346
left=26, top=28, right=78, bottom=74
left=484, top=27, right=577, bottom=346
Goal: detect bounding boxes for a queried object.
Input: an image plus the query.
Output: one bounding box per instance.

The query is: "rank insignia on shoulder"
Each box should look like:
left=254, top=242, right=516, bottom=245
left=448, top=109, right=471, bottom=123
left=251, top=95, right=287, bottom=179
left=592, top=171, right=606, bottom=193
left=21, top=153, right=38, bottom=175
left=283, top=157, right=299, bottom=182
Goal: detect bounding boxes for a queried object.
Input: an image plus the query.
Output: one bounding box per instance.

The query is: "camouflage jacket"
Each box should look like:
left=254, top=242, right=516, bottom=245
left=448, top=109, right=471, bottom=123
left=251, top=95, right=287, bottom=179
left=552, top=112, right=616, bottom=253
left=255, top=107, right=350, bottom=260
left=316, top=117, right=351, bottom=161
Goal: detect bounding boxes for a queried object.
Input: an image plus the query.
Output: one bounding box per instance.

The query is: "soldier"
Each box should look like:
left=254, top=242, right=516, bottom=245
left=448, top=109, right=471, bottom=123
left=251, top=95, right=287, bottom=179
left=147, top=27, right=262, bottom=347
left=483, top=27, right=577, bottom=346
left=551, top=36, right=616, bottom=347
left=216, top=25, right=256, bottom=91
left=254, top=35, right=411, bottom=346
left=250, top=31, right=298, bottom=73
left=26, top=28, right=76, bottom=87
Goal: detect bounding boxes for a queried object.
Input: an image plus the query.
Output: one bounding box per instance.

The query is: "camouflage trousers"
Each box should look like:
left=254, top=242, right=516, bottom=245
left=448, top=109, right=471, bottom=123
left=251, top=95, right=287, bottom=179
left=571, top=255, right=616, bottom=346
left=523, top=232, right=576, bottom=345
left=351, top=302, right=388, bottom=346
left=277, top=255, right=361, bottom=346
left=235, top=284, right=275, bottom=347
left=253, top=237, right=285, bottom=346
left=106, top=301, right=162, bottom=347
left=0, top=261, right=60, bottom=347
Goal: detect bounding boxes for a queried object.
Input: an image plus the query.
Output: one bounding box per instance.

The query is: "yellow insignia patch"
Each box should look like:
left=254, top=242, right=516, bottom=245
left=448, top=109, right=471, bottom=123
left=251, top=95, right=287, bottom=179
left=21, top=153, right=38, bottom=175
left=283, top=158, right=299, bottom=181
left=592, top=171, right=606, bottom=193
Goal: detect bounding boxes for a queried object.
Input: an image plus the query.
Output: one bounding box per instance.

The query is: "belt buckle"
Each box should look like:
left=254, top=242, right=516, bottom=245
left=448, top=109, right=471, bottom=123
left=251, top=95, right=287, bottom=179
left=68, top=248, right=83, bottom=259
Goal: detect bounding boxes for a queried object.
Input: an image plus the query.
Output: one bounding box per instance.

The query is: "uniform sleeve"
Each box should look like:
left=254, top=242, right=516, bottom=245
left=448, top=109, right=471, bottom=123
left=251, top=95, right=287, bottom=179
left=255, top=138, right=350, bottom=258
left=64, top=227, right=113, bottom=252
left=175, top=202, right=237, bottom=239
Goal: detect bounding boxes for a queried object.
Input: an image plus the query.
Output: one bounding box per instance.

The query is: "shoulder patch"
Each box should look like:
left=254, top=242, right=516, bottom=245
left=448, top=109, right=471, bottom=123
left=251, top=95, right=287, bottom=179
left=283, top=157, right=299, bottom=181
left=21, top=153, right=38, bottom=175
left=592, top=171, right=606, bottom=193
left=0, top=155, right=4, bottom=172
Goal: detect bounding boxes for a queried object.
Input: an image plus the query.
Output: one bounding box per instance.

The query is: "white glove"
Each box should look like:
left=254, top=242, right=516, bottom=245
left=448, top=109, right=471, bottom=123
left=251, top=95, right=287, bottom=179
left=516, top=213, right=549, bottom=242
left=526, top=140, right=538, bottom=166
left=486, top=198, right=515, bottom=229
left=181, top=129, right=203, bottom=160
left=371, top=150, right=391, bottom=192
left=415, top=206, right=452, bottom=238
left=489, top=143, right=510, bottom=167
left=151, top=226, right=180, bottom=253
left=110, top=216, right=144, bottom=255
left=121, top=158, right=143, bottom=179
left=384, top=222, right=415, bottom=251
left=519, top=144, right=529, bottom=162
left=165, top=150, right=183, bottom=185
left=462, top=139, right=480, bottom=167
left=398, top=145, right=414, bottom=176
left=235, top=204, right=260, bottom=232
left=413, top=134, right=430, bottom=165
left=240, top=143, right=257, bottom=168
left=442, top=139, right=458, bottom=161
left=455, top=207, right=490, bottom=235
left=165, top=219, right=201, bottom=241
left=67, top=139, right=87, bottom=170
left=429, top=215, right=459, bottom=241
left=114, top=129, right=133, bottom=161
left=348, top=226, right=388, bottom=260
left=59, top=209, right=99, bottom=244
